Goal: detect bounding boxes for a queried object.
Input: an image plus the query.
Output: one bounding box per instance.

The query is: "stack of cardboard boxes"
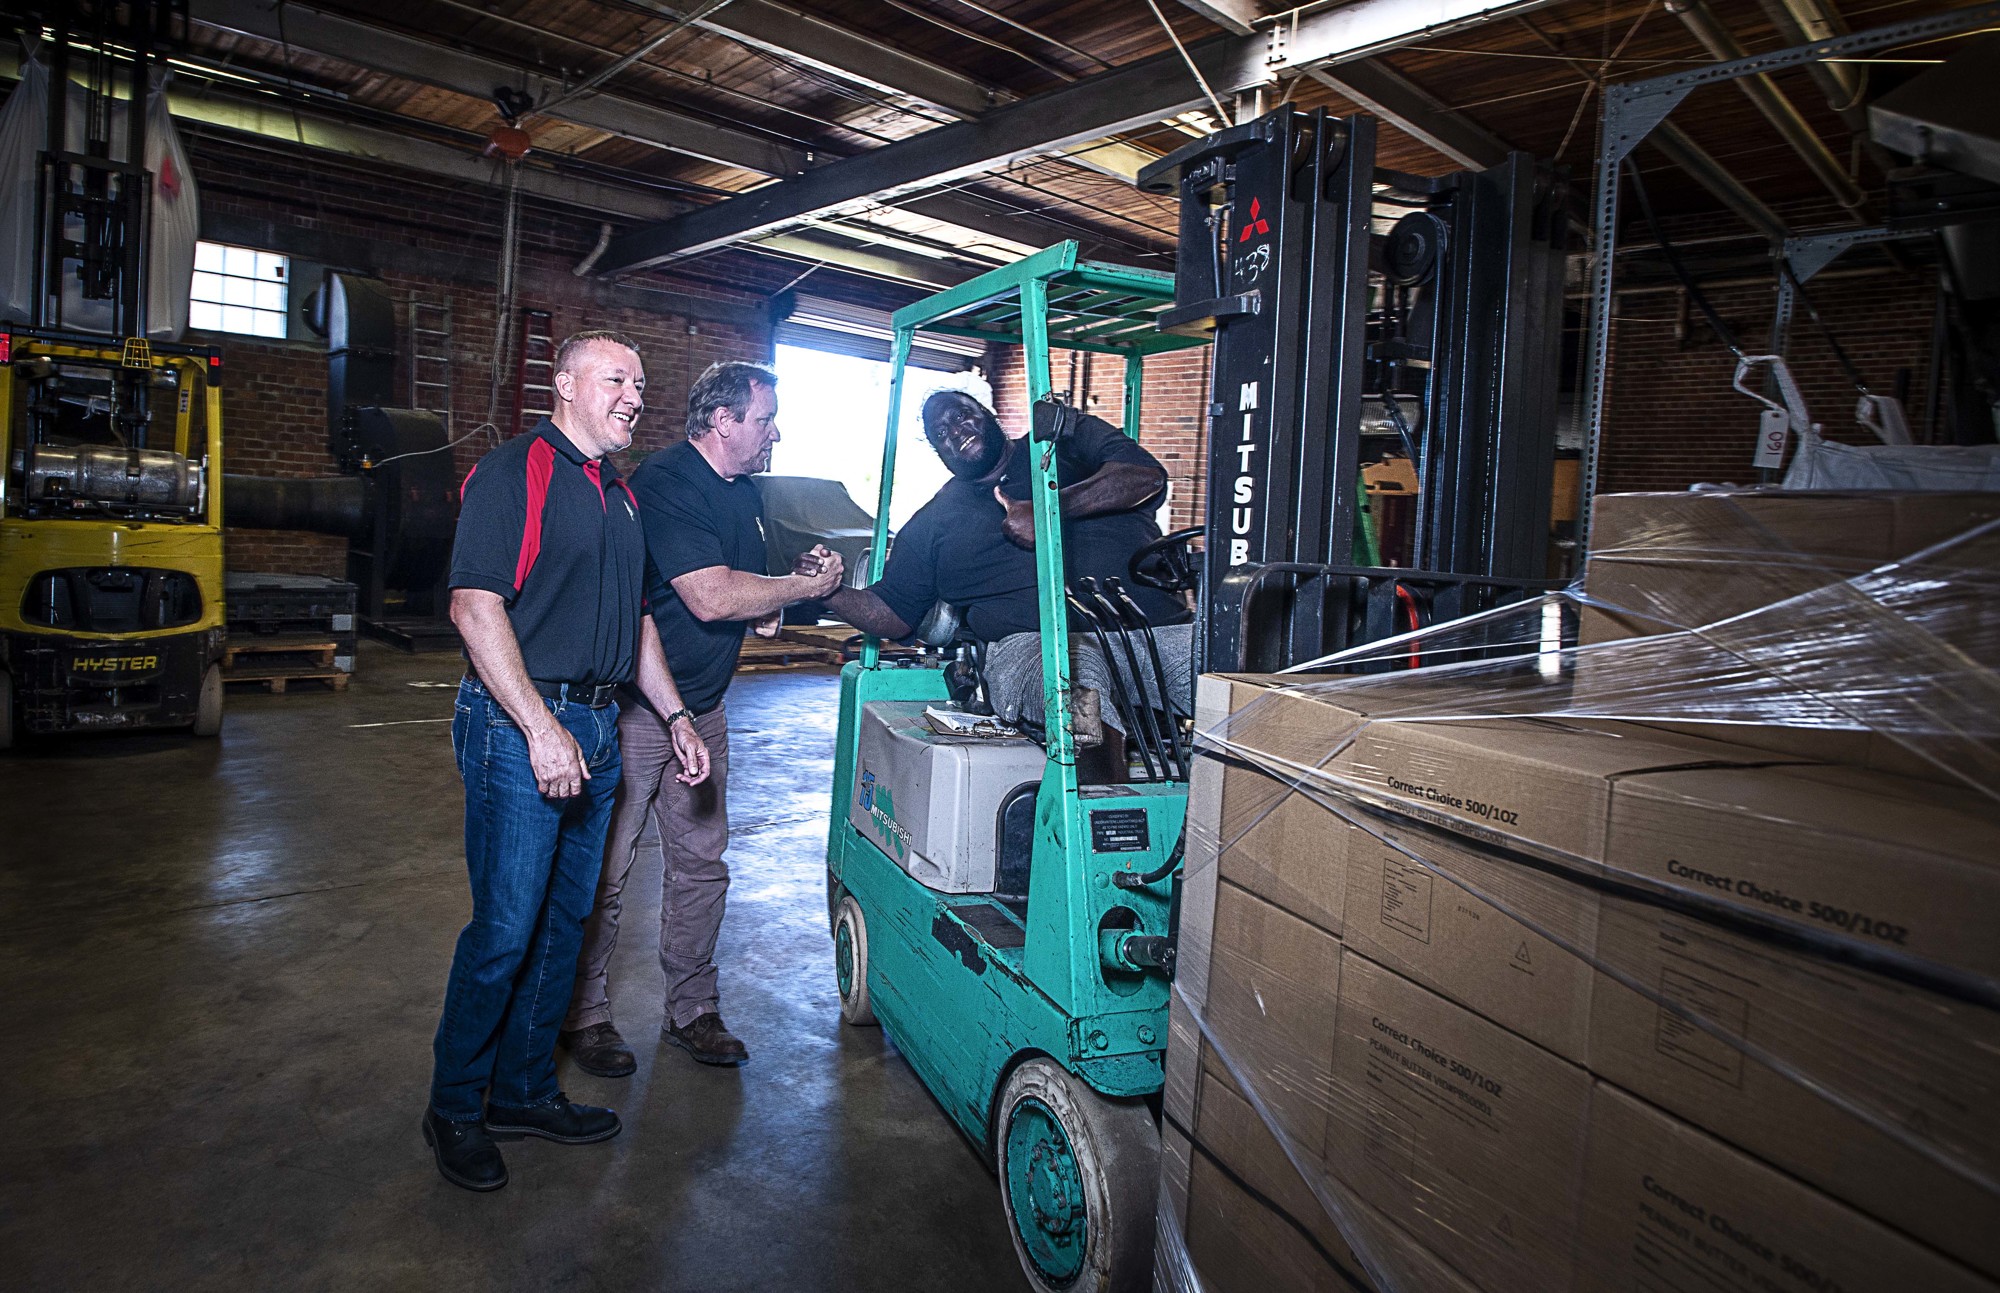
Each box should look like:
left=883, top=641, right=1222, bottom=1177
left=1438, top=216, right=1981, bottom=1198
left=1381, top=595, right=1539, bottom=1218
left=1157, top=491, right=2000, bottom=1293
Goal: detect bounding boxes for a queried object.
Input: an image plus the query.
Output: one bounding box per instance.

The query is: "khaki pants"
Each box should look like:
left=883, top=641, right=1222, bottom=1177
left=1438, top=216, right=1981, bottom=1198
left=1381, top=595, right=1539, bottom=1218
left=565, top=703, right=731, bottom=1033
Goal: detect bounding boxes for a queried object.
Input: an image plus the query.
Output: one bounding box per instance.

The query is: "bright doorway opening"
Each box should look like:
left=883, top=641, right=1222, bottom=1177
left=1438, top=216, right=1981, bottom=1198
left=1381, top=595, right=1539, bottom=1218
left=770, top=344, right=991, bottom=531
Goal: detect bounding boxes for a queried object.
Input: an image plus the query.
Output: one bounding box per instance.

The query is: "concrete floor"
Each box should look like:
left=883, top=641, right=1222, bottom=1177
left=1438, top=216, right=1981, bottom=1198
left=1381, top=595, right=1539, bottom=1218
left=0, top=643, right=1028, bottom=1292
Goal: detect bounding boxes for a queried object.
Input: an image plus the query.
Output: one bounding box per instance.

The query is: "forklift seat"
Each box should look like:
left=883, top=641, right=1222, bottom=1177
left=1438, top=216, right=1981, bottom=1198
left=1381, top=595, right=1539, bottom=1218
left=912, top=599, right=965, bottom=648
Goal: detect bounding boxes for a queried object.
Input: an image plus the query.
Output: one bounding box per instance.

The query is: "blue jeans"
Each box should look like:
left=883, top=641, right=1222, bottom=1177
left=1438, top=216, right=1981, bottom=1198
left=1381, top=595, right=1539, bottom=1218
left=430, top=678, right=622, bottom=1121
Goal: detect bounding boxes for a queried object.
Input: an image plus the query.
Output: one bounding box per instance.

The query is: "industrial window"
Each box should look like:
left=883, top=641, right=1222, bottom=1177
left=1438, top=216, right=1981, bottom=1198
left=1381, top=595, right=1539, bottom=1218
left=189, top=241, right=288, bottom=339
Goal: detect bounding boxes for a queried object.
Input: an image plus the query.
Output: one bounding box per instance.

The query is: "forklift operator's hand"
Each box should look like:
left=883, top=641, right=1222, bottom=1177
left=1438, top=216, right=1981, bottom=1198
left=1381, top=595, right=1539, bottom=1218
left=527, top=721, right=591, bottom=799
left=792, top=544, right=844, bottom=598
left=995, top=488, right=1035, bottom=550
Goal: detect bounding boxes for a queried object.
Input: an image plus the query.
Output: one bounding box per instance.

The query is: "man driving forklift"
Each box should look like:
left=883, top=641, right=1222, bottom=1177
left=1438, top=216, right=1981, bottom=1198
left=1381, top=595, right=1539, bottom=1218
left=819, top=390, right=1193, bottom=759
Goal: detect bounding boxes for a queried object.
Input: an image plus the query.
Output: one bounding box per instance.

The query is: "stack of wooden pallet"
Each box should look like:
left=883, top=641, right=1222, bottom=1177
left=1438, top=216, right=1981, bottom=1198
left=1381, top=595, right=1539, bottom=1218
left=220, top=638, right=350, bottom=694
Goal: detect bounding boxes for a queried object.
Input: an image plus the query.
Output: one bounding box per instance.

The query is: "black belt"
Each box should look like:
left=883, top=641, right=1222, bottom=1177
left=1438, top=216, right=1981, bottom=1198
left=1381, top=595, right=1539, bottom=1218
left=533, top=679, right=618, bottom=708
left=465, top=673, right=618, bottom=708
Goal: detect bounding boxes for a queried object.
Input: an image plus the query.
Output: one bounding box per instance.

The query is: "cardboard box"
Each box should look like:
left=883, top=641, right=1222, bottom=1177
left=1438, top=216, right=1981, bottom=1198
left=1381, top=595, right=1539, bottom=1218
left=1579, top=1082, right=1997, bottom=1293
left=1197, top=880, right=1342, bottom=1157
left=1587, top=903, right=2000, bottom=1279
left=1189, top=1054, right=1363, bottom=1280
left=1213, top=763, right=1356, bottom=939
left=1340, top=815, right=1600, bottom=1061
left=1324, top=948, right=1593, bottom=1293
left=1584, top=491, right=1898, bottom=641
left=1179, top=666, right=2000, bottom=1283
left=1175, top=1057, right=1484, bottom=1293
left=1320, top=802, right=2000, bottom=1277
left=1180, top=1151, right=1369, bottom=1293
left=1608, top=761, right=2000, bottom=981
left=1581, top=490, right=2000, bottom=643
left=1332, top=713, right=1786, bottom=864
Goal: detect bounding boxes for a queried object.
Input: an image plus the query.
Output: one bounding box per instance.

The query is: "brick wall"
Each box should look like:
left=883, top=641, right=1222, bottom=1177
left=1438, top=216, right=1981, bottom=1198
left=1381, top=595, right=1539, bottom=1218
left=984, top=267, right=1942, bottom=532
left=194, top=128, right=1944, bottom=581
left=986, top=345, right=1212, bottom=532
left=188, top=137, right=778, bottom=577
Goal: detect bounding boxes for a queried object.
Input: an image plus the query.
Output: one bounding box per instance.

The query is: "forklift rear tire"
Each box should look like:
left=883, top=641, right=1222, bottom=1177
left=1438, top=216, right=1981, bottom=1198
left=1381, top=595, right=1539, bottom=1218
left=833, top=895, right=876, bottom=1027
left=997, top=1057, right=1158, bottom=1293
left=192, top=664, right=224, bottom=737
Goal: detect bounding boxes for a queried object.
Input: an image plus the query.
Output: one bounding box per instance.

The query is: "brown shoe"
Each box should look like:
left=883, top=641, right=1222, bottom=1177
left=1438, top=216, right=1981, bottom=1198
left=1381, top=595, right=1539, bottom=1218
left=663, top=1013, right=749, bottom=1066
left=558, top=1023, right=637, bottom=1078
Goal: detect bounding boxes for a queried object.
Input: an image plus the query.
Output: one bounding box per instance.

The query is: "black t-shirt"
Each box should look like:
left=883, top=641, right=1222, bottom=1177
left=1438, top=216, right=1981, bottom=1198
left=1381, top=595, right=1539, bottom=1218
left=624, top=440, right=767, bottom=717
left=873, top=413, right=1189, bottom=641
left=449, top=419, right=646, bottom=686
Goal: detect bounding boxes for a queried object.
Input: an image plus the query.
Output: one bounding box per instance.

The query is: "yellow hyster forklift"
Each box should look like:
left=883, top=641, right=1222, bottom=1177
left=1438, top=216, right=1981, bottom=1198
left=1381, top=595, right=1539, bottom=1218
left=0, top=3, right=225, bottom=747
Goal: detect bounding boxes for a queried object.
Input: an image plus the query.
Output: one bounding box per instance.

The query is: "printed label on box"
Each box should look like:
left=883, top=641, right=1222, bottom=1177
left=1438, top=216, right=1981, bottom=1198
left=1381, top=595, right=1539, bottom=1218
left=1379, top=857, right=1434, bottom=944
left=1653, top=967, right=1749, bottom=1088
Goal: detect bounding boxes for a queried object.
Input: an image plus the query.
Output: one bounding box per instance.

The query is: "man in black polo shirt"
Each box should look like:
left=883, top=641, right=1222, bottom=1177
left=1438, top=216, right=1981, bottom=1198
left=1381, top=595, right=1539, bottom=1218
left=560, top=360, right=843, bottom=1077
left=823, top=390, right=1192, bottom=742
left=425, top=330, right=712, bottom=1194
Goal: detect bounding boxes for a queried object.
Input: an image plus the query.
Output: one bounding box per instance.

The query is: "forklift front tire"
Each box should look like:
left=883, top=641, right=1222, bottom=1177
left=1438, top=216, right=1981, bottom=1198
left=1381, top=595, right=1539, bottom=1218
left=192, top=664, right=224, bottom=737
left=997, top=1057, right=1158, bottom=1293
left=833, top=895, right=876, bottom=1027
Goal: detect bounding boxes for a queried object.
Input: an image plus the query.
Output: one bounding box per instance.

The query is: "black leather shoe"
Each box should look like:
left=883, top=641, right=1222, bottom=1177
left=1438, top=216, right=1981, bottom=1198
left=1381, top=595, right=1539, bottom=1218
left=484, top=1093, right=621, bottom=1145
left=559, top=1023, right=637, bottom=1078
left=423, top=1109, right=507, bottom=1192
left=664, top=1013, right=749, bottom=1066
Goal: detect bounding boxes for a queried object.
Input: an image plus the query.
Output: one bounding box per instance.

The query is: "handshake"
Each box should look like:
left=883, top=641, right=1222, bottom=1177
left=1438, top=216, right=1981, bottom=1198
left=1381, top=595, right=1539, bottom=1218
left=754, top=544, right=845, bottom=638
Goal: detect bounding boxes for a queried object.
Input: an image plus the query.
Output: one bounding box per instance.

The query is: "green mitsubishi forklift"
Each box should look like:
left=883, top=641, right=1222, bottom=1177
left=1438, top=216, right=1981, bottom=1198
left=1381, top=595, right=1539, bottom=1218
left=824, top=242, right=1207, bottom=1293
left=824, top=102, right=1569, bottom=1291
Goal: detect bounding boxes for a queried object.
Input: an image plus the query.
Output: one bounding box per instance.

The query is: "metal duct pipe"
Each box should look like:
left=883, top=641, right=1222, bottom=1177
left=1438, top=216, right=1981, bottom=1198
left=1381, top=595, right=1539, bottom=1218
left=223, top=474, right=368, bottom=537
left=1754, top=0, right=1865, bottom=112
left=1664, top=0, right=1868, bottom=217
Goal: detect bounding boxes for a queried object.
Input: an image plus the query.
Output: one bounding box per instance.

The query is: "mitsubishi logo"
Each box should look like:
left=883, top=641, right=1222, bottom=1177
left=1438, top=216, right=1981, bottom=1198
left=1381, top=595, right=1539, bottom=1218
left=1238, top=197, right=1271, bottom=242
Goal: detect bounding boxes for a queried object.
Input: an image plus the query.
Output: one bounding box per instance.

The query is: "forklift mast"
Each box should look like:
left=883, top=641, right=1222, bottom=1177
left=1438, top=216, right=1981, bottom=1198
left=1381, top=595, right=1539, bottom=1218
left=1140, top=107, right=1571, bottom=674
left=32, top=0, right=185, bottom=343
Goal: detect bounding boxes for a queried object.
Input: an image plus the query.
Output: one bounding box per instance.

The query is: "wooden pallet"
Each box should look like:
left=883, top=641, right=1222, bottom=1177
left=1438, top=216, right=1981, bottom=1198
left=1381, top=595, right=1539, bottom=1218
left=224, top=665, right=350, bottom=694
left=777, top=622, right=922, bottom=662
left=223, top=638, right=337, bottom=670
left=735, top=635, right=843, bottom=672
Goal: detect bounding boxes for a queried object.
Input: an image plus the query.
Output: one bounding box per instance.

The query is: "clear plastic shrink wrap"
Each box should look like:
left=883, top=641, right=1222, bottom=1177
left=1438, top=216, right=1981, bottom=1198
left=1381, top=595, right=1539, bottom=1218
left=1157, top=490, right=2000, bottom=1293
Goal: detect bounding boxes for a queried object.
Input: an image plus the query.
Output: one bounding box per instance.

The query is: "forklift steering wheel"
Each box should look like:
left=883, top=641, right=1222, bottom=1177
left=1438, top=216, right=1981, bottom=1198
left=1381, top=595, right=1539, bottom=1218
left=1129, top=526, right=1203, bottom=593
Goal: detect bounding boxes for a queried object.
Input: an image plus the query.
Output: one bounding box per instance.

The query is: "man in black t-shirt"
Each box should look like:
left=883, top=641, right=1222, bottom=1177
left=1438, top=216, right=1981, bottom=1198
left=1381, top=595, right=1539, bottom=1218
left=428, top=331, right=712, bottom=1194
left=560, top=361, right=842, bottom=1077
left=823, top=391, right=1192, bottom=743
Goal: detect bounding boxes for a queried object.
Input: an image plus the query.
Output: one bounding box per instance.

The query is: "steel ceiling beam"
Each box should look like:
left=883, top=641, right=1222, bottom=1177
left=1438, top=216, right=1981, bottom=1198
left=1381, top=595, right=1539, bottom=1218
left=1227, top=0, right=1558, bottom=88
left=1309, top=63, right=1510, bottom=169
left=681, top=0, right=997, bottom=118
left=895, top=193, right=1144, bottom=265
left=187, top=0, right=809, bottom=176
left=597, top=0, right=1564, bottom=275
left=0, top=49, right=688, bottom=222
left=598, top=38, right=1239, bottom=273
left=1169, top=0, right=1262, bottom=37
left=677, top=1, right=1168, bottom=196
left=186, top=0, right=1127, bottom=275
left=0, top=50, right=985, bottom=291
left=751, top=232, right=975, bottom=288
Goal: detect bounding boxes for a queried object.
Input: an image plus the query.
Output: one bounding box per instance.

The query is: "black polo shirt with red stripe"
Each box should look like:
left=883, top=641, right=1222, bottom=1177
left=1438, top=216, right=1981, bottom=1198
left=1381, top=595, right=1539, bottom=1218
left=449, top=418, right=647, bottom=687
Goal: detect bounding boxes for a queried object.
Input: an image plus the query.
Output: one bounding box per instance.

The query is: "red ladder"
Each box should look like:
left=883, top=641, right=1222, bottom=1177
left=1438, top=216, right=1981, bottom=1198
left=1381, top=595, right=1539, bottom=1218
left=512, top=308, right=554, bottom=436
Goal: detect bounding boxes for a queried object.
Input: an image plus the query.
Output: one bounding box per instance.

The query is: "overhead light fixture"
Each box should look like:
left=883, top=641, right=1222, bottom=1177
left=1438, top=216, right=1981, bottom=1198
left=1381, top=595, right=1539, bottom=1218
left=1166, top=109, right=1221, bottom=138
